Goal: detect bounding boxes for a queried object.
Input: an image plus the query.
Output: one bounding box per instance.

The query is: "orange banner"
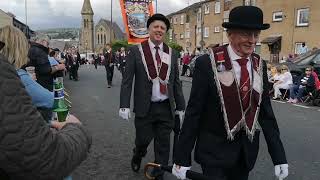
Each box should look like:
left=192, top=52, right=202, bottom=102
left=120, top=0, right=154, bottom=44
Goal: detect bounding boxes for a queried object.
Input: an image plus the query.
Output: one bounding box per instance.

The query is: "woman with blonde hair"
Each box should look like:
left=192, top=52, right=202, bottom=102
left=273, top=65, right=293, bottom=99
left=0, top=25, right=54, bottom=110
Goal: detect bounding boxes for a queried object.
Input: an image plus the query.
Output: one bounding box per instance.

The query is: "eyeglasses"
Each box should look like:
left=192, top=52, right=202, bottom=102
left=281, top=69, right=287, bottom=70
left=305, top=69, right=311, bottom=71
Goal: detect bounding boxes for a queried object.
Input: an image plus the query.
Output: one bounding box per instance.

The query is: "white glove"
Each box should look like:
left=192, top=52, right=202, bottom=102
left=175, top=110, right=185, bottom=129
left=119, top=108, right=131, bottom=120
left=275, top=164, right=289, bottom=180
left=172, top=163, right=191, bottom=180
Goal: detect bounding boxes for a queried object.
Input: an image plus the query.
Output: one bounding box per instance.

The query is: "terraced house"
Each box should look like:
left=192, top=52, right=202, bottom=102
left=167, top=0, right=319, bottom=63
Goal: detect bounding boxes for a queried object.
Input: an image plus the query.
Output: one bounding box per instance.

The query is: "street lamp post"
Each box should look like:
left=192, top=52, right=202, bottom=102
left=85, top=41, right=88, bottom=60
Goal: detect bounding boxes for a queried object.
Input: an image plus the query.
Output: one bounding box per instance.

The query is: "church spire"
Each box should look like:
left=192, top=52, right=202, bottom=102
left=81, top=0, right=94, bottom=15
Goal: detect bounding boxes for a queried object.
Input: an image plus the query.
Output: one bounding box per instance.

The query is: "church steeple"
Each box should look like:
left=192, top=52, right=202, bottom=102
left=81, top=0, right=94, bottom=15
left=80, top=0, right=94, bottom=54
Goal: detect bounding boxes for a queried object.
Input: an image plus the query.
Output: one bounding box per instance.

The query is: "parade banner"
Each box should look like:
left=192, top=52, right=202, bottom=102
left=119, top=0, right=154, bottom=44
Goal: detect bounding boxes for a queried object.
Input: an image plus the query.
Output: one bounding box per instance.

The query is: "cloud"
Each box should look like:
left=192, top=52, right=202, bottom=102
left=0, top=0, right=197, bottom=30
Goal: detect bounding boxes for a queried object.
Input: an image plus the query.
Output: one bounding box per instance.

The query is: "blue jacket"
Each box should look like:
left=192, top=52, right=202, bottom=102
left=17, top=69, right=54, bottom=108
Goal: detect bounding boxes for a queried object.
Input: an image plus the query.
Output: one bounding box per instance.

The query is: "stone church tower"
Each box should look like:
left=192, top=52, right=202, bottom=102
left=80, top=0, right=94, bottom=53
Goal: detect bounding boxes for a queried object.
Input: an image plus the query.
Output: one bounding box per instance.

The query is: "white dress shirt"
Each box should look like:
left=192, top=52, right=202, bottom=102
left=227, top=45, right=252, bottom=84
left=148, top=39, right=169, bottom=102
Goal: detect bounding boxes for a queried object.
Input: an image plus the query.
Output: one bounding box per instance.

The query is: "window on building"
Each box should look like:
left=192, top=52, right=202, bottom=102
left=98, top=35, right=100, bottom=44
left=205, top=4, right=210, bottom=14
left=180, top=33, right=184, bottom=39
left=186, top=15, right=190, bottom=23
left=204, top=27, right=209, bottom=37
left=104, top=34, right=106, bottom=44
left=297, top=8, right=309, bottom=26
left=197, top=9, right=202, bottom=24
left=254, top=43, right=261, bottom=54
left=273, top=11, right=283, bottom=22
left=295, top=42, right=305, bottom=54
left=224, top=0, right=232, bottom=11
left=185, top=23, right=190, bottom=30
left=215, top=1, right=221, bottom=14
left=198, top=27, right=202, bottom=34
left=180, top=15, right=184, bottom=24
left=174, top=16, right=178, bottom=24
left=244, top=0, right=250, bottom=6
left=214, top=26, right=220, bottom=33
left=170, top=18, right=173, bottom=23
left=185, top=31, right=190, bottom=39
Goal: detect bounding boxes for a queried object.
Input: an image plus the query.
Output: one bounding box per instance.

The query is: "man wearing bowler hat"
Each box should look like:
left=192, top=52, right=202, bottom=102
left=119, top=13, right=185, bottom=179
left=172, top=6, right=288, bottom=180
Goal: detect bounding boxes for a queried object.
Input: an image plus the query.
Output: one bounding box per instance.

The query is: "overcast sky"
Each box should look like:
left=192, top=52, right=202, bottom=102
left=0, top=0, right=200, bottom=30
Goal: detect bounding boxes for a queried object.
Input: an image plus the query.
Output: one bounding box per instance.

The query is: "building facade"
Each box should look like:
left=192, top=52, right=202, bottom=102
left=167, top=0, right=320, bottom=62
left=95, top=19, right=125, bottom=53
left=80, top=0, right=95, bottom=53
left=0, top=9, right=34, bottom=39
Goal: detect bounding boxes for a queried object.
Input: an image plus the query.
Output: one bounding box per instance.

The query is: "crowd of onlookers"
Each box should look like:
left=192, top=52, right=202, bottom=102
left=267, top=64, right=320, bottom=105
left=0, top=25, right=91, bottom=179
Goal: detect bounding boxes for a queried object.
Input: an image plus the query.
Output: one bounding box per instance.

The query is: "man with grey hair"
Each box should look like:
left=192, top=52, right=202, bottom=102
left=28, top=33, right=65, bottom=91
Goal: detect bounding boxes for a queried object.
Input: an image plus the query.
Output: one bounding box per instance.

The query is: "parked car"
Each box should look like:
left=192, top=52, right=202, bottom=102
left=284, top=48, right=320, bottom=80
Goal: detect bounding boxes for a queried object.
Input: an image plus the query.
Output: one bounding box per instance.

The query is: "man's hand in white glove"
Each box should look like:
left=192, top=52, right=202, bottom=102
left=119, top=108, right=131, bottom=120
left=175, top=110, right=185, bottom=129
left=172, top=163, right=191, bottom=180
left=275, top=164, right=288, bottom=180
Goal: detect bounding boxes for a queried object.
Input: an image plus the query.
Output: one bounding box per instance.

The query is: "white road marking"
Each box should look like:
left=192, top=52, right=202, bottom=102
left=292, top=104, right=310, bottom=109
left=272, top=100, right=286, bottom=104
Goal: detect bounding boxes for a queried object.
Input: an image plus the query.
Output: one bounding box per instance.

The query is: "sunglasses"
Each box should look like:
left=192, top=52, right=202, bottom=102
left=305, top=69, right=311, bottom=71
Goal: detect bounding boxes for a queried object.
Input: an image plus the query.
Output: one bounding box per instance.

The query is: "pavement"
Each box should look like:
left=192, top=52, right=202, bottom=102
left=65, top=65, right=320, bottom=180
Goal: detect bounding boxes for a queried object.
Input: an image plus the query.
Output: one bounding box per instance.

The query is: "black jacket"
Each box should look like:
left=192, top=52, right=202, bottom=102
left=28, top=42, right=53, bottom=91
left=174, top=54, right=287, bottom=170
left=0, top=56, right=92, bottom=180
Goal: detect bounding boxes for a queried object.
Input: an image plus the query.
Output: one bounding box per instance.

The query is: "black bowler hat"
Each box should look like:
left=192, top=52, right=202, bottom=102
left=0, top=41, right=4, bottom=51
left=222, top=6, right=270, bottom=30
left=147, top=13, right=170, bottom=31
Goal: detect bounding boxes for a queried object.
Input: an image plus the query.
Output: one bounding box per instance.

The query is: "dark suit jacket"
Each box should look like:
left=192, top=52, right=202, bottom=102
left=120, top=44, right=185, bottom=119
left=174, top=54, right=287, bottom=171
left=103, top=50, right=115, bottom=66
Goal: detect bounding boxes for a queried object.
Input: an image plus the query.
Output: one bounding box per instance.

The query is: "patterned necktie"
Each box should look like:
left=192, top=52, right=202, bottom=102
left=237, top=58, right=250, bottom=111
left=155, top=46, right=167, bottom=94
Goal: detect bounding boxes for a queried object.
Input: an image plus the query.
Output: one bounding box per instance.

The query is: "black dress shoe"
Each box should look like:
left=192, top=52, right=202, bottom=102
left=151, top=168, right=164, bottom=180
left=131, top=155, right=142, bottom=172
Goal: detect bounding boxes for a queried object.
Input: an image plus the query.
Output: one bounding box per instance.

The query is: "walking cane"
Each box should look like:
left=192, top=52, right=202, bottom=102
left=144, top=163, right=210, bottom=180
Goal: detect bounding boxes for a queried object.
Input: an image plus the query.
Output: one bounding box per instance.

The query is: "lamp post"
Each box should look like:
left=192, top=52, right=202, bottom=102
left=110, top=0, right=113, bottom=43
left=85, top=41, right=88, bottom=60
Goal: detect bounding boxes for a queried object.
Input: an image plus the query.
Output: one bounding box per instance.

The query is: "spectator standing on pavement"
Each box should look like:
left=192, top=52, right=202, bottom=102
left=0, top=25, right=54, bottom=122
left=28, top=33, right=65, bottom=91
left=119, top=14, right=185, bottom=180
left=0, top=39, right=92, bottom=180
left=103, top=44, right=115, bottom=88
left=180, top=52, right=191, bottom=76
left=172, top=6, right=288, bottom=180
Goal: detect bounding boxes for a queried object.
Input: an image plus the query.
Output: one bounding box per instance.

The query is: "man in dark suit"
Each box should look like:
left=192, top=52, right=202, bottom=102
left=103, top=44, right=115, bottom=88
left=172, top=6, right=288, bottom=180
left=119, top=14, right=185, bottom=180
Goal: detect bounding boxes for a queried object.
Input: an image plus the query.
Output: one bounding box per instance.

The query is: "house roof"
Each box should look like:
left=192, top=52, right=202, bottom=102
left=166, top=0, right=212, bottom=17
left=81, top=0, right=94, bottom=15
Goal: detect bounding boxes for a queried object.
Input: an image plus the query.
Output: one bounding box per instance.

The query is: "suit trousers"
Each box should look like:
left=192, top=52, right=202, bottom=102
left=134, top=100, right=174, bottom=166
left=105, top=65, right=114, bottom=85
left=201, top=150, right=249, bottom=180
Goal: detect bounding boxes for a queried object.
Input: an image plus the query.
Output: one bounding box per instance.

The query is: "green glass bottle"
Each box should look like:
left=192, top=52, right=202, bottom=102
left=53, top=78, right=69, bottom=122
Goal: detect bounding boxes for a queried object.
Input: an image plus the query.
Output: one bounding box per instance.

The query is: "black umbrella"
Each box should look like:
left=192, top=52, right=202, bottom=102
left=144, top=163, right=210, bottom=180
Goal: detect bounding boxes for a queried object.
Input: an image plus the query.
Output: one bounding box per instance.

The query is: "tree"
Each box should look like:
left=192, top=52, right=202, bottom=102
left=111, top=40, right=132, bottom=52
